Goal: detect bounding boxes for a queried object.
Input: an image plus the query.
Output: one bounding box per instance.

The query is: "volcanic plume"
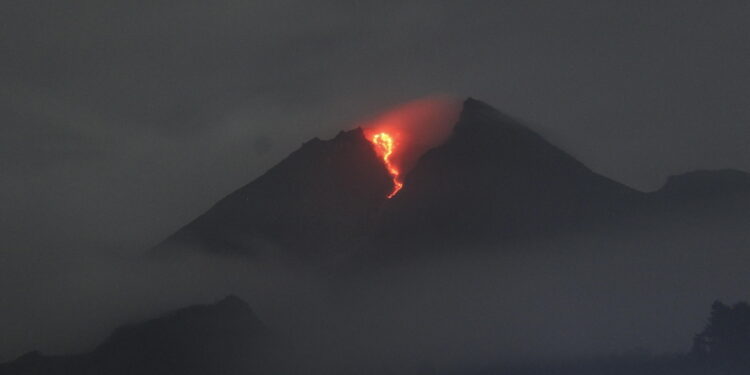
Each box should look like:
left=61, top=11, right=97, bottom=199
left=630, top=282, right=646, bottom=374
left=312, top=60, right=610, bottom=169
left=361, top=96, right=461, bottom=198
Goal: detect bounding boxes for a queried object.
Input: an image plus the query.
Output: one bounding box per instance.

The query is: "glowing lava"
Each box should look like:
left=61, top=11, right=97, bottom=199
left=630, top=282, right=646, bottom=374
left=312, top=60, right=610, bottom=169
left=369, top=132, right=403, bottom=198
left=360, top=95, right=461, bottom=198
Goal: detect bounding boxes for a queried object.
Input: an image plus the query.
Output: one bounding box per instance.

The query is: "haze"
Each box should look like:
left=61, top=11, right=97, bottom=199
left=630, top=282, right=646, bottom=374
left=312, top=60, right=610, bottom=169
left=1, top=0, right=749, bottom=370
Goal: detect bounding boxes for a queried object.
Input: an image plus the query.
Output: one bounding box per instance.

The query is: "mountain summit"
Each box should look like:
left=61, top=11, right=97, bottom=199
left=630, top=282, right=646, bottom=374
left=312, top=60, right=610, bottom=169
left=154, top=98, right=749, bottom=260
left=376, top=98, right=642, bottom=242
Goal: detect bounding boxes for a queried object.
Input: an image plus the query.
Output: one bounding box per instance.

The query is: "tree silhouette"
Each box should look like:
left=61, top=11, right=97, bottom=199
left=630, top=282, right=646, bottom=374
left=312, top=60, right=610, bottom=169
left=691, top=300, right=750, bottom=370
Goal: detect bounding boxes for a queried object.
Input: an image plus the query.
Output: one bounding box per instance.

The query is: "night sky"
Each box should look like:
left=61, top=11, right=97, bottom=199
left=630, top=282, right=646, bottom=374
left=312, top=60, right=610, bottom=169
left=1, top=0, right=749, bottom=364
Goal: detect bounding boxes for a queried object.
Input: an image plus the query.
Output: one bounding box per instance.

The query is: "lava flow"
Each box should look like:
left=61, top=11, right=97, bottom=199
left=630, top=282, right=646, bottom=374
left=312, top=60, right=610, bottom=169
left=368, top=132, right=403, bottom=198
left=361, top=96, right=461, bottom=198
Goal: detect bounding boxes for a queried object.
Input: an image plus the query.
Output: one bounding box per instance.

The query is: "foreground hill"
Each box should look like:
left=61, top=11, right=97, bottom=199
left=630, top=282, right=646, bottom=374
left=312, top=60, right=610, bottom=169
left=0, top=296, right=274, bottom=375
left=4, top=297, right=748, bottom=375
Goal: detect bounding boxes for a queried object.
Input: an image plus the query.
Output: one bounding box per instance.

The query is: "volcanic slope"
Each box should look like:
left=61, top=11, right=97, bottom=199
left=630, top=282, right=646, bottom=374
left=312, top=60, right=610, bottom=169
left=154, top=98, right=750, bottom=259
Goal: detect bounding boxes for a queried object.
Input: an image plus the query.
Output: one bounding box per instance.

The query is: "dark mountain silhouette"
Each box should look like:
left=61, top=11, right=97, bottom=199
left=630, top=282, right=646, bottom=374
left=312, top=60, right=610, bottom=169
left=153, top=97, right=750, bottom=260
left=375, top=98, right=644, bottom=243
left=0, top=296, right=274, bottom=375
left=155, top=128, right=393, bottom=258
left=4, top=296, right=747, bottom=375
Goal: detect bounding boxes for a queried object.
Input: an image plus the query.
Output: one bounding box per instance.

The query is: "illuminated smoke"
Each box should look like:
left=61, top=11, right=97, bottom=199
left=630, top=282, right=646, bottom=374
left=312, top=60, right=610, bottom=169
left=361, top=95, right=461, bottom=198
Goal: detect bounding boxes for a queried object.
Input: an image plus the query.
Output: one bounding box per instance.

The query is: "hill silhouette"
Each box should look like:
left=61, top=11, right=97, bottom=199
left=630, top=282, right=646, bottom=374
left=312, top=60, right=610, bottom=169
left=0, top=296, right=274, bottom=375
left=4, top=297, right=749, bottom=375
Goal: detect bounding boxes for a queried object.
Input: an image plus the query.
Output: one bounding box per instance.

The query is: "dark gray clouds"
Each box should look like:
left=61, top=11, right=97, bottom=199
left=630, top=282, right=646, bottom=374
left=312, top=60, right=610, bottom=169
left=1, top=0, right=750, bottom=363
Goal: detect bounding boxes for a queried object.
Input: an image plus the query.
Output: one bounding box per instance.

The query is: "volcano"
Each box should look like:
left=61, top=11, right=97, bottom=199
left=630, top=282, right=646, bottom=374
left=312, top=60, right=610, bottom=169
left=154, top=98, right=750, bottom=259
left=375, top=98, right=644, bottom=243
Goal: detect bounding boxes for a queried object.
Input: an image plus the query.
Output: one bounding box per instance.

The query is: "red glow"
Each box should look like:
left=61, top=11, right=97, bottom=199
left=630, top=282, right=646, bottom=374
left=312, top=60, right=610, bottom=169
left=361, top=95, right=461, bottom=199
left=368, top=132, right=403, bottom=198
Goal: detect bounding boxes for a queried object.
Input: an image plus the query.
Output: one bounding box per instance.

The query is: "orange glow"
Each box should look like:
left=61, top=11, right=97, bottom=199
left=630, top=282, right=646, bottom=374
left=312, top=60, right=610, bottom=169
left=360, top=95, right=461, bottom=199
left=368, top=132, right=403, bottom=198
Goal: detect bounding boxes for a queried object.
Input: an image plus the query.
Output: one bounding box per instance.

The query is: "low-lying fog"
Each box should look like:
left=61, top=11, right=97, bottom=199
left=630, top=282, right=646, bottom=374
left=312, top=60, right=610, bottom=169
left=1, top=214, right=748, bottom=373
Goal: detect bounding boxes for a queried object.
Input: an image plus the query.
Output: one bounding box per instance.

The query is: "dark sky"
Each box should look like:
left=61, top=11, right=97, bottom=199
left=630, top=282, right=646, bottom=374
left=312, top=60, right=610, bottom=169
left=1, top=0, right=750, bottom=363
left=2, top=1, right=750, bottom=253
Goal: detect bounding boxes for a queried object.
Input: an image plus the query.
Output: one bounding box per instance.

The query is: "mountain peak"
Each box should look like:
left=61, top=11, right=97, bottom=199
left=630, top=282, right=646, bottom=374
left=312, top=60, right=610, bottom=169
left=216, top=294, right=253, bottom=312
left=458, top=98, right=526, bottom=132
left=377, top=98, right=641, bottom=241
left=334, top=127, right=366, bottom=141
left=448, top=98, right=552, bottom=159
left=299, top=127, right=368, bottom=152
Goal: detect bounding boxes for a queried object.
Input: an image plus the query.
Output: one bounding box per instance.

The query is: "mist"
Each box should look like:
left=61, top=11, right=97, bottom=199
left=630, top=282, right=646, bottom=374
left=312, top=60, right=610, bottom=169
left=2, top=206, right=748, bottom=372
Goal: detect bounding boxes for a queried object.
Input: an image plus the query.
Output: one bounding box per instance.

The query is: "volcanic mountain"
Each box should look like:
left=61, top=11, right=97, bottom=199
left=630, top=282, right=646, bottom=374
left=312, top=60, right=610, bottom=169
left=375, top=98, right=644, bottom=243
left=154, top=98, right=750, bottom=259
